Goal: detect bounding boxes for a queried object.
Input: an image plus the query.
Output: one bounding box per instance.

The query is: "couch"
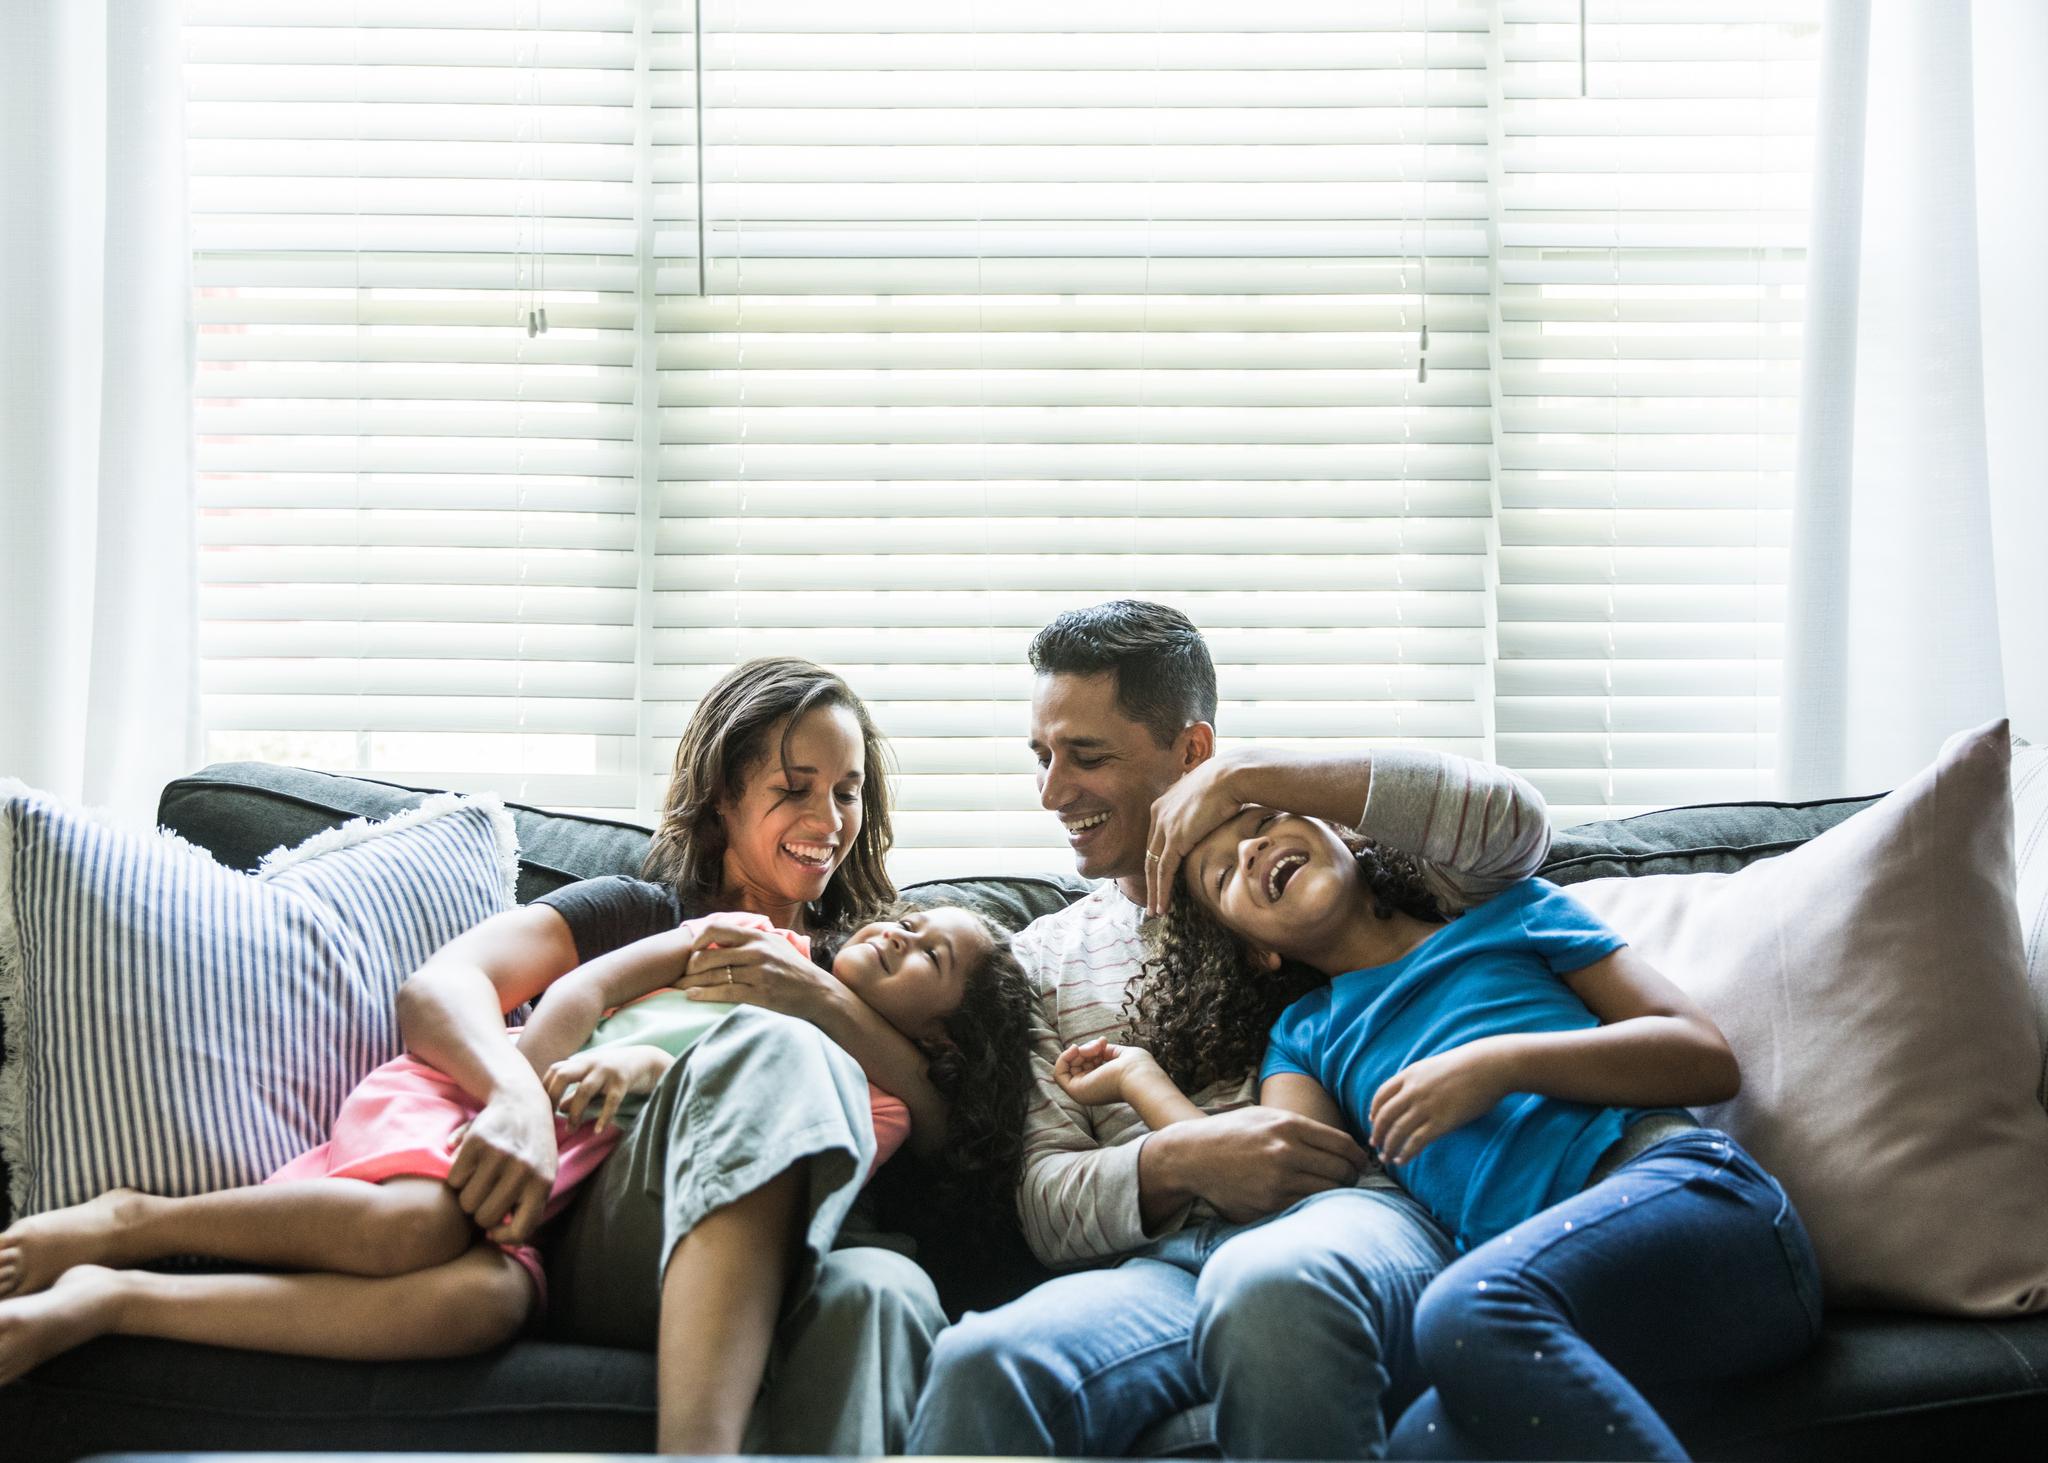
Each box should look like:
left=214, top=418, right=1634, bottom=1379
left=4, top=761, right=2047, bottom=1461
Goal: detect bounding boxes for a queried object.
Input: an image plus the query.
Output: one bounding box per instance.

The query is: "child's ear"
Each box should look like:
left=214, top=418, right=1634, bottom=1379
left=1256, top=946, right=1284, bottom=974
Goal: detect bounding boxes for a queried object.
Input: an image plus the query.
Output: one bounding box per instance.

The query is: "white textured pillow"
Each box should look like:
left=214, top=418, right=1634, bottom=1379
left=0, top=784, right=516, bottom=1216
left=1571, top=722, right=2048, bottom=1316
left=2009, top=741, right=2048, bottom=1108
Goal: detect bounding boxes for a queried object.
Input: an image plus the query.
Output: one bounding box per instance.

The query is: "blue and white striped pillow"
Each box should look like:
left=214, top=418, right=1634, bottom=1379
left=0, top=784, right=517, bottom=1218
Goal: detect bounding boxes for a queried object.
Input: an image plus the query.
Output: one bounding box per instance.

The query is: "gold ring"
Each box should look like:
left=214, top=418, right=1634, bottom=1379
left=1145, top=852, right=1160, bottom=862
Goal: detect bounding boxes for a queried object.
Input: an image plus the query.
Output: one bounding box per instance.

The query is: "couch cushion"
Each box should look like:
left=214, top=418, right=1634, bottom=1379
left=1541, top=791, right=1883, bottom=884
left=901, top=871, right=1096, bottom=935
left=1571, top=721, right=2048, bottom=1316
left=158, top=762, right=655, bottom=903
left=0, top=1335, right=656, bottom=1462
left=0, top=782, right=515, bottom=1220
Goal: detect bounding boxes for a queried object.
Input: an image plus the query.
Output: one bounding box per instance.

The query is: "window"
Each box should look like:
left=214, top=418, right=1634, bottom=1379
left=188, top=1, right=1819, bottom=874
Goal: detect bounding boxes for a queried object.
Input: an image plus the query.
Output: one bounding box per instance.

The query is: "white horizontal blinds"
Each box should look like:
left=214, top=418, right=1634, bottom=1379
left=1490, top=2, right=1819, bottom=823
left=188, top=1, right=665, bottom=809
left=662, top=0, right=1497, bottom=881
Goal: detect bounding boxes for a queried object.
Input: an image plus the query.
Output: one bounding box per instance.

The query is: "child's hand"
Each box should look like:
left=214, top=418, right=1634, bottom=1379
left=1367, top=1039, right=1508, bottom=1165
left=543, top=1045, right=675, bottom=1134
left=1054, top=1038, right=1159, bottom=1107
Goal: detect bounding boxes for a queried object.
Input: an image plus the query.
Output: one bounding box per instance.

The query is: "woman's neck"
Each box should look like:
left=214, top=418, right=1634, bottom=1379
left=716, top=882, right=808, bottom=935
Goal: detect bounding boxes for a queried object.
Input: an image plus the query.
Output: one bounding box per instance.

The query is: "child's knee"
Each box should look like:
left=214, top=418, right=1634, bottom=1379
left=432, top=1247, right=534, bottom=1353
left=365, top=1179, right=474, bottom=1275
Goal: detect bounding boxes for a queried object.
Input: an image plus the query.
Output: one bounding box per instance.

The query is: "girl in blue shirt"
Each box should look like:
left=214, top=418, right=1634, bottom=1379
left=1057, top=746, right=1821, bottom=1461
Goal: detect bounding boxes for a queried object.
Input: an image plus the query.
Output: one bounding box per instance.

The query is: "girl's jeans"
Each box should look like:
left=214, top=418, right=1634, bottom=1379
left=1389, top=1129, right=1823, bottom=1462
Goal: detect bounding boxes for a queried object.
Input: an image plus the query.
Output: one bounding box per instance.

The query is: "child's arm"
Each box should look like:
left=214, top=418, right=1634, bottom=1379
left=1053, top=1039, right=1206, bottom=1129
left=541, top=1044, right=677, bottom=1134
left=1367, top=946, right=1740, bottom=1166
left=513, top=924, right=701, bottom=1076
left=1258, top=1071, right=1350, bottom=1131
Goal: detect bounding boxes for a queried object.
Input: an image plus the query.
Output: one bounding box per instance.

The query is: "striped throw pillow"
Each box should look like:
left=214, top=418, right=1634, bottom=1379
left=0, top=784, right=517, bottom=1218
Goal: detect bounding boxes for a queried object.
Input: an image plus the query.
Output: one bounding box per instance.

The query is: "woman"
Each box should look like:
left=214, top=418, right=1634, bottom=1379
left=393, top=656, right=1010, bottom=1455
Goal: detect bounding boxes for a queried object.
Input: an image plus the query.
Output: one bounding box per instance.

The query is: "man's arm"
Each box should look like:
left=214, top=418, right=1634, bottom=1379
left=1148, top=745, right=1553, bottom=916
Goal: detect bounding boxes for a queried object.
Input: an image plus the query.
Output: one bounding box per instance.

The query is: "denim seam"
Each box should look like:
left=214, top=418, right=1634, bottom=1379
left=1066, top=1332, right=1195, bottom=1449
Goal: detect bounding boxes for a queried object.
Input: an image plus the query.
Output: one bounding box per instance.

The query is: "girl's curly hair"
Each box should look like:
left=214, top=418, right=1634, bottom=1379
left=817, top=905, right=1035, bottom=1220
left=1126, top=830, right=1452, bottom=1095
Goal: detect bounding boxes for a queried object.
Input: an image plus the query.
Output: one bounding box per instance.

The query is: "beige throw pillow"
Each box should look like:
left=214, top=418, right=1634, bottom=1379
left=2009, top=740, right=2048, bottom=1108
left=1570, top=719, right=2048, bottom=1316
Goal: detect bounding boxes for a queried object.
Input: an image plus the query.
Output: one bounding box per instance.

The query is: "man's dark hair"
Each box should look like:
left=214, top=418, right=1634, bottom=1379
left=1027, top=600, right=1217, bottom=746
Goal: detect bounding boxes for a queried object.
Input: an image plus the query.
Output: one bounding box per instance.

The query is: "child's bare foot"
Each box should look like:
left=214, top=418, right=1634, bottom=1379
left=0, top=1264, right=125, bottom=1385
left=0, top=1189, right=150, bottom=1297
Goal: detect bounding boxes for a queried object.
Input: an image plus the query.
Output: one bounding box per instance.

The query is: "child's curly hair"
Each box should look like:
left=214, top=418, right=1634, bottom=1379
left=1125, top=830, right=1452, bottom=1094
left=818, top=905, right=1035, bottom=1220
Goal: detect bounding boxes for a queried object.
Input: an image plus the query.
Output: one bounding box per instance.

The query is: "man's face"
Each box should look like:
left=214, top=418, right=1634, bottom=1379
left=1029, top=671, right=1193, bottom=892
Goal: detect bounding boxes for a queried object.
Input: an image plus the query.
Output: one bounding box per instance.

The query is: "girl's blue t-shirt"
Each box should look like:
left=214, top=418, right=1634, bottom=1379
left=1261, top=877, right=1645, bottom=1251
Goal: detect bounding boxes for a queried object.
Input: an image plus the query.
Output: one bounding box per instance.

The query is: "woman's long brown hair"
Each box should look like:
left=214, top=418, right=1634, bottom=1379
left=643, top=657, right=896, bottom=932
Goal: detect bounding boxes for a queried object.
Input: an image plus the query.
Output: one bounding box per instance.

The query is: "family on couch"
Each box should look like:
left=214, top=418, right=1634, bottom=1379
left=0, top=599, right=1821, bottom=1461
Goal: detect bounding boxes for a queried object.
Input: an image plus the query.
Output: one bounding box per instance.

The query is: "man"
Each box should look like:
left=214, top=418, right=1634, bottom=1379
left=907, top=599, right=1550, bottom=1459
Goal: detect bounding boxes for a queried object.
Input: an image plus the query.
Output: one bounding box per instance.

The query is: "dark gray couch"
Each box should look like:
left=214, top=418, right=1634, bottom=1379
left=5, top=762, right=2047, bottom=1460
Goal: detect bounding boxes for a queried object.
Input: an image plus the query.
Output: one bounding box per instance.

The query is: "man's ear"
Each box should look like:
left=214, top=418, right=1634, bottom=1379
left=1176, top=720, right=1216, bottom=772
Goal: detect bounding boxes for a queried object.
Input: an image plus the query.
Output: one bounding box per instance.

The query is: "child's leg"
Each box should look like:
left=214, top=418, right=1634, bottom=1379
left=0, top=1244, right=533, bottom=1385
left=0, top=1177, right=472, bottom=1297
left=653, top=1163, right=805, bottom=1455
left=1387, top=1131, right=1821, bottom=1462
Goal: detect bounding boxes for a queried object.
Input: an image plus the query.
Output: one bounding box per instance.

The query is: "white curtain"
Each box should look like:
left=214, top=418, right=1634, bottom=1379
left=1781, top=0, right=2048, bottom=796
left=0, top=0, right=198, bottom=817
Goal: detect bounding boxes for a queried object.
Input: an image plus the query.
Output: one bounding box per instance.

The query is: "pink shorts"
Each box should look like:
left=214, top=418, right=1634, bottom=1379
left=266, top=1053, right=621, bottom=1306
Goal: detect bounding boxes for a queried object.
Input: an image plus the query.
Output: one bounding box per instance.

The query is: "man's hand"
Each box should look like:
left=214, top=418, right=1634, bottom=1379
left=1368, top=1039, right=1509, bottom=1166
left=446, top=1089, right=560, bottom=1246
left=1144, top=1105, right=1369, bottom=1224
left=1145, top=758, right=1247, bottom=916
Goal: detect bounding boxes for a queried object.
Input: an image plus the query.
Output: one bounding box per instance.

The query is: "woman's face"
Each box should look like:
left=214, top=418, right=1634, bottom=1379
left=834, top=906, right=988, bottom=1042
left=1184, top=806, right=1360, bottom=962
left=718, top=704, right=867, bottom=922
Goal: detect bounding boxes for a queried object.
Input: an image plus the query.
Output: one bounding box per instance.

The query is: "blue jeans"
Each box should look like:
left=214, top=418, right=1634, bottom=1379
left=906, top=1184, right=1456, bottom=1459
left=1388, top=1129, right=1823, bottom=1462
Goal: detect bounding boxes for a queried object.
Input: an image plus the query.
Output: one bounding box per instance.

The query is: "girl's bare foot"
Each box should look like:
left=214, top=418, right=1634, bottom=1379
left=0, top=1264, right=125, bottom=1385
left=0, top=1189, right=150, bottom=1298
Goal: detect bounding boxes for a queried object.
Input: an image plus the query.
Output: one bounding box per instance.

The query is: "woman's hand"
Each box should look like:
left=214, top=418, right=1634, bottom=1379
left=1367, top=1038, right=1511, bottom=1166
left=674, top=917, right=845, bottom=1023
left=1146, top=757, right=1248, bottom=916
left=1054, top=1038, right=1161, bottom=1107
left=446, top=1088, right=560, bottom=1246
left=543, top=1045, right=675, bottom=1134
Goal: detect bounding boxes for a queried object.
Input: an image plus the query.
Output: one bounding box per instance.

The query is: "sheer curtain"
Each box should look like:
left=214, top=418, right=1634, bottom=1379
left=1780, top=0, right=2048, bottom=797
left=0, top=0, right=198, bottom=816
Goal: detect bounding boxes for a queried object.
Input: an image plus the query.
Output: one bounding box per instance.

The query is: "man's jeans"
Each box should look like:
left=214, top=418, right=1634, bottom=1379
left=906, top=1184, right=1456, bottom=1459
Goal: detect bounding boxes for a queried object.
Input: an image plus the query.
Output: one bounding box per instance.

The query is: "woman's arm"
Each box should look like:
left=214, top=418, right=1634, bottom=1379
left=1366, top=946, right=1740, bottom=1165
left=673, top=918, right=950, bottom=1157
left=394, top=903, right=583, bottom=1244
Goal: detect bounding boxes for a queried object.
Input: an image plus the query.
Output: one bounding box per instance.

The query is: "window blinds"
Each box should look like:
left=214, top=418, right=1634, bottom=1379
left=187, top=0, right=1818, bottom=873
left=1490, top=3, right=1817, bottom=823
